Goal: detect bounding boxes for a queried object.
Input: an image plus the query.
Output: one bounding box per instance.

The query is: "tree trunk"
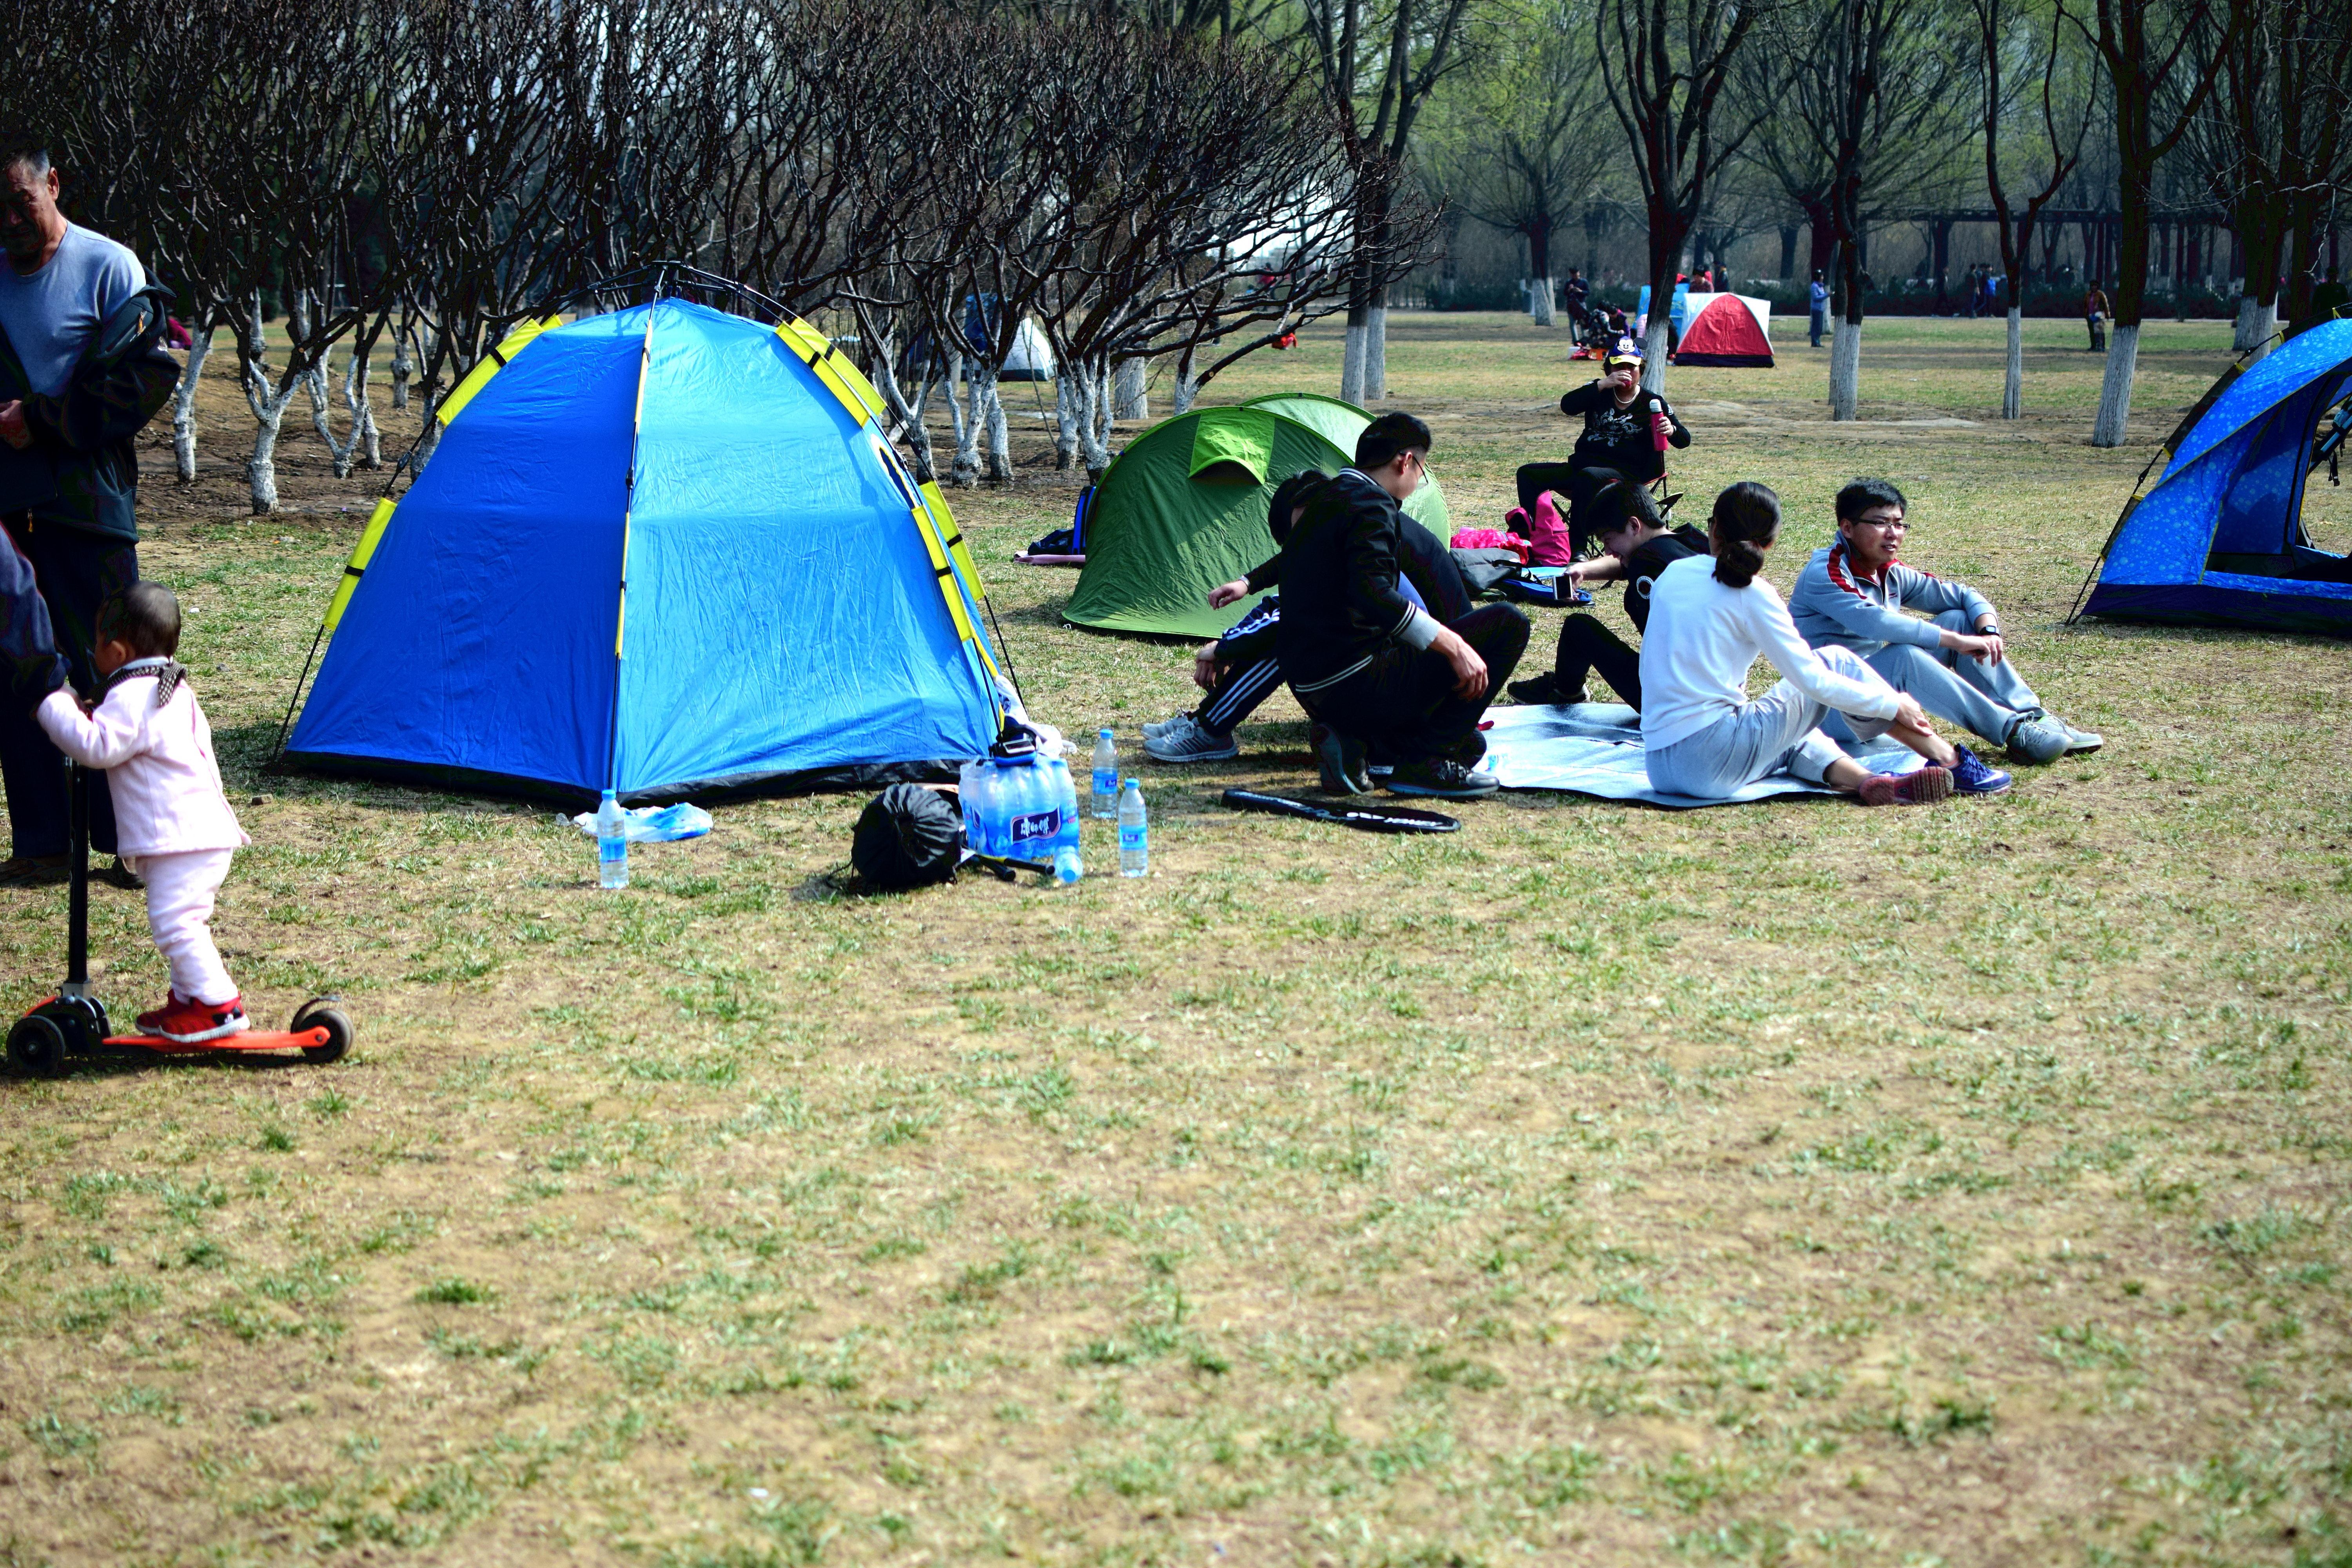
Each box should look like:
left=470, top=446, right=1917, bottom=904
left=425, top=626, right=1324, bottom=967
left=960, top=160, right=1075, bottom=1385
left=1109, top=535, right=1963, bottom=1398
left=1830, top=319, right=1862, bottom=421
left=248, top=291, right=268, bottom=380
left=1073, top=360, right=1114, bottom=481
left=245, top=379, right=300, bottom=514
left=1053, top=371, right=1079, bottom=470
left=1528, top=215, right=1555, bottom=326
left=948, top=357, right=983, bottom=488
left=1112, top=357, right=1148, bottom=422
left=1171, top=346, right=1198, bottom=415
left=984, top=382, right=1011, bottom=482
left=390, top=310, right=413, bottom=409
left=1340, top=305, right=1368, bottom=404
left=1640, top=310, right=1671, bottom=396
left=1528, top=276, right=1555, bottom=327
left=171, top=319, right=211, bottom=483
left=1363, top=301, right=1387, bottom=399
left=2091, top=323, right=2139, bottom=446
left=1778, top=224, right=1799, bottom=281
left=2002, top=305, right=2024, bottom=419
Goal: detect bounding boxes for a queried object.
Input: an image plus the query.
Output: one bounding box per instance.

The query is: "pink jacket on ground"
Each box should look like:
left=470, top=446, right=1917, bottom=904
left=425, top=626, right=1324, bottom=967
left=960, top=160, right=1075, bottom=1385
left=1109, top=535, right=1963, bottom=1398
left=36, top=661, right=248, bottom=857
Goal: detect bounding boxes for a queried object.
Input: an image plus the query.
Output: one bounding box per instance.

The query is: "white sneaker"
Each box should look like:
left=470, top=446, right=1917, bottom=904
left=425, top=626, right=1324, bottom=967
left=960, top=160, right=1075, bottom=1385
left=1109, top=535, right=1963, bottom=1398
left=1142, top=713, right=1182, bottom=741
left=1143, top=713, right=1239, bottom=762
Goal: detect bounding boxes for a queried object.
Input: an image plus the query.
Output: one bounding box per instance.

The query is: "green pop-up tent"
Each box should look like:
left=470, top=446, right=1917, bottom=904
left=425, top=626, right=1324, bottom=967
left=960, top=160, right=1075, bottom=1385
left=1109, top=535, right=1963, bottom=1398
left=1063, top=395, right=1452, bottom=639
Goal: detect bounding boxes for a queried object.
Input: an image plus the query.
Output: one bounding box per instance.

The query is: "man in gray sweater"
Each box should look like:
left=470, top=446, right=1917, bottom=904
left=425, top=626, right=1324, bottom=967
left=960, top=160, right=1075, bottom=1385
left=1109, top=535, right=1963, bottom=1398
left=1788, top=479, right=2099, bottom=763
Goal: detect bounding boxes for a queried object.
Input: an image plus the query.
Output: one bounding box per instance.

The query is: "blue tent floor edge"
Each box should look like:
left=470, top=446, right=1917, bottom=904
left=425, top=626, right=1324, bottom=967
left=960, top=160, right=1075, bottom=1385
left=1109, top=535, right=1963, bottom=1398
left=276, top=749, right=960, bottom=811
left=2082, top=580, right=2352, bottom=637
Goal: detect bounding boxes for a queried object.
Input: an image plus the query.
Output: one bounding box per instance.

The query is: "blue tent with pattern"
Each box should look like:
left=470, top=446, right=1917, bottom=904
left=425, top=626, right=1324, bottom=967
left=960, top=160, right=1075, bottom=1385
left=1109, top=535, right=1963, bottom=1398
left=2080, top=319, right=2352, bottom=636
left=282, top=298, right=1005, bottom=804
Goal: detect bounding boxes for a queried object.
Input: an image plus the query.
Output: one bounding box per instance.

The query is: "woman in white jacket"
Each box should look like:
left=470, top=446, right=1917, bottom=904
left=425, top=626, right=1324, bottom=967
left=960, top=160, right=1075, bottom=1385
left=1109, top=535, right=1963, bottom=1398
left=36, top=582, right=250, bottom=1042
left=1637, top=482, right=1983, bottom=805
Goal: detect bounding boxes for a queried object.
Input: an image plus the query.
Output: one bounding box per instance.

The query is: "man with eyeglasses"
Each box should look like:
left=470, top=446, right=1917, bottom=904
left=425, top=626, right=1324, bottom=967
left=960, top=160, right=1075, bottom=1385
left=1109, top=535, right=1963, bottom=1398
left=1789, top=478, right=2099, bottom=764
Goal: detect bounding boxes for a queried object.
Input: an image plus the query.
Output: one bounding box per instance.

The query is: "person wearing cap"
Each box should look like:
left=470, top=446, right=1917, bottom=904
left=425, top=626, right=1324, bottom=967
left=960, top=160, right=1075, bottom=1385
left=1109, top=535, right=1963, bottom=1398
left=1512, top=343, right=1690, bottom=552
left=1142, top=470, right=1474, bottom=763
left=1809, top=270, right=1830, bottom=347
left=1507, top=473, right=1710, bottom=711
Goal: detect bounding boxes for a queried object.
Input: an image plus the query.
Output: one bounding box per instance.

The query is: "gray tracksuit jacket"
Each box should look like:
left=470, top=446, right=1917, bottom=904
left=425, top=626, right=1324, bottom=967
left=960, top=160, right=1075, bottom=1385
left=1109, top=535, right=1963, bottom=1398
left=1788, top=542, right=1997, bottom=658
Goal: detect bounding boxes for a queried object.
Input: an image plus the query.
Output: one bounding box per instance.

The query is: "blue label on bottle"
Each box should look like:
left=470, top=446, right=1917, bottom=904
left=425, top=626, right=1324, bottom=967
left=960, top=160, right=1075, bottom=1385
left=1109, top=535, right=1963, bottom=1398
left=1093, top=768, right=1118, bottom=795
left=1118, top=826, right=1146, bottom=852
left=599, top=841, right=626, bottom=862
left=1010, top=809, right=1060, bottom=844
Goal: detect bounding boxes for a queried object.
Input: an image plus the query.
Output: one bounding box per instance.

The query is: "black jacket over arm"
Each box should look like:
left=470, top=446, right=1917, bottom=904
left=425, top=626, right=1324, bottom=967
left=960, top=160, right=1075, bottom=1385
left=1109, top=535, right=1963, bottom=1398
left=1273, top=469, right=1436, bottom=694
left=1559, top=380, right=1690, bottom=485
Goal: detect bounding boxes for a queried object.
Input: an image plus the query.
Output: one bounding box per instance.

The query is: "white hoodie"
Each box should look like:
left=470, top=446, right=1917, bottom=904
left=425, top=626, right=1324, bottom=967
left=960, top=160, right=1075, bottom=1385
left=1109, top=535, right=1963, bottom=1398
left=36, top=658, right=248, bottom=858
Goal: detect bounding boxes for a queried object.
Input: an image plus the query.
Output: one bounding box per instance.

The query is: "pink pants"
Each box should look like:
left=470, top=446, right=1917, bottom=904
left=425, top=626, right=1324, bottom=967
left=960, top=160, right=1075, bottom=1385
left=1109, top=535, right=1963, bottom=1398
left=130, top=849, right=237, bottom=1005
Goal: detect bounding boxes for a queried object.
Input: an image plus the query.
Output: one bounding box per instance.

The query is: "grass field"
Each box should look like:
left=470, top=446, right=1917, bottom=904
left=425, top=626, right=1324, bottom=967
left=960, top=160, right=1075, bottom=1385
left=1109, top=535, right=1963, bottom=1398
left=3, top=312, right=2349, bottom=1568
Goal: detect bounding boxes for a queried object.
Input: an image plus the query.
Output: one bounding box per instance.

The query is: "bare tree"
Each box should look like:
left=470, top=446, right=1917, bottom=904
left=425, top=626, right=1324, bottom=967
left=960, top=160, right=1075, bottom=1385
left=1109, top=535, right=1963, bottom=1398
left=1595, top=0, right=1770, bottom=394
left=1975, top=0, right=2094, bottom=417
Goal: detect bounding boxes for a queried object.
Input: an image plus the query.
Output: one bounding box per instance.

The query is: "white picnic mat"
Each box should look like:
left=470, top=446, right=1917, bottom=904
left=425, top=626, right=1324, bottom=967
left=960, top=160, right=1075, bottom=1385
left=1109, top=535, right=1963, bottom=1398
left=1481, top=701, right=1924, bottom=809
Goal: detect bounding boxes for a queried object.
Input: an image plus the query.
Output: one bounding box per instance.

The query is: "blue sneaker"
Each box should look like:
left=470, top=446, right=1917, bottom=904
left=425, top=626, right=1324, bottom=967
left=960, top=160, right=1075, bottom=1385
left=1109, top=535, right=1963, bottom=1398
left=1948, top=744, right=2012, bottom=796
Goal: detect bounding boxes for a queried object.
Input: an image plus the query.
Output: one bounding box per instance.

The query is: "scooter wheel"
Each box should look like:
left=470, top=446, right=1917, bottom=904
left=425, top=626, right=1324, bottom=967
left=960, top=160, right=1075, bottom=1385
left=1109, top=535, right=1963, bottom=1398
left=7, top=1014, right=69, bottom=1078
left=290, top=1000, right=352, bottom=1065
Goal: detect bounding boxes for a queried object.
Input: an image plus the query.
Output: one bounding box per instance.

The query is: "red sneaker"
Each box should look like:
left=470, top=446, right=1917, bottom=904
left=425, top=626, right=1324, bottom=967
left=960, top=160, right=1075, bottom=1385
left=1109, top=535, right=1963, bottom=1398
left=1859, top=766, right=1953, bottom=806
left=151, top=994, right=250, bottom=1044
left=136, top=993, right=187, bottom=1035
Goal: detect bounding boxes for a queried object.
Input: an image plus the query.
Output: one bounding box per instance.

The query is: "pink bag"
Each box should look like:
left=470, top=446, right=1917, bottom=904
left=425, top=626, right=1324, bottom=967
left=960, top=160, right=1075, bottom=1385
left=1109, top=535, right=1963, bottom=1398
left=1526, top=491, right=1574, bottom=566
left=1450, top=527, right=1529, bottom=560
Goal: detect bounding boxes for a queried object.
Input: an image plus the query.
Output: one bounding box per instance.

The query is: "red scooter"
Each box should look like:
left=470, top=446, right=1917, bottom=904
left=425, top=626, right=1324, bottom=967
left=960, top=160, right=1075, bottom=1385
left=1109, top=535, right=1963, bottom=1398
left=5, top=766, right=350, bottom=1077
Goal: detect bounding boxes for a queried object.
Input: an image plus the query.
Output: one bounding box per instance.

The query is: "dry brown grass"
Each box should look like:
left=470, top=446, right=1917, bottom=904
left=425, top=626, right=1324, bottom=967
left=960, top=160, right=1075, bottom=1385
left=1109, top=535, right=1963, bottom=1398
left=1, top=312, right=2347, bottom=1568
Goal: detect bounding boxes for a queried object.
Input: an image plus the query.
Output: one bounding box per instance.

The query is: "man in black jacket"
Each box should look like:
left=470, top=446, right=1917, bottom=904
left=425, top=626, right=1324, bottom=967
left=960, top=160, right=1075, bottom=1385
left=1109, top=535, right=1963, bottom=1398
left=1512, top=343, right=1690, bottom=548
left=0, top=130, right=175, bottom=883
left=1279, top=413, right=1529, bottom=800
left=1507, top=475, right=1707, bottom=711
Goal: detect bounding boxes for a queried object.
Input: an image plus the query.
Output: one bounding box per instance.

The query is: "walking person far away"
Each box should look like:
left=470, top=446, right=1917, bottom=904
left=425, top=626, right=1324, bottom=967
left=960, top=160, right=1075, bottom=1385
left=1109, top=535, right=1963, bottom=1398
left=0, top=124, right=177, bottom=886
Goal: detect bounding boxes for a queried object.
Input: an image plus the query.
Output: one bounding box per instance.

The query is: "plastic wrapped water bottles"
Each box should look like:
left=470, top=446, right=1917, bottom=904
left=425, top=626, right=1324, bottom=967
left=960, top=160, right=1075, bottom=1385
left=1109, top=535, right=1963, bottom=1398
left=1091, top=729, right=1119, bottom=818
left=1117, top=777, right=1148, bottom=877
left=596, top=789, right=628, bottom=889
left=1045, top=755, right=1082, bottom=882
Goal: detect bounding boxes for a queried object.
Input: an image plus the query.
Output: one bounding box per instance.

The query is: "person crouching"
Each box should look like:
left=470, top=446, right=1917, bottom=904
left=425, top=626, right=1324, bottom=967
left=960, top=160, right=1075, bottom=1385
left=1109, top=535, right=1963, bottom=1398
left=35, top=581, right=250, bottom=1041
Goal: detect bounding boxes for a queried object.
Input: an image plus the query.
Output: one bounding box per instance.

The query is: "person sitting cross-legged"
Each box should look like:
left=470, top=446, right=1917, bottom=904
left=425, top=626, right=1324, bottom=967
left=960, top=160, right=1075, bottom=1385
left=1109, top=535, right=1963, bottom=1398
left=1788, top=478, right=2099, bottom=764
left=1144, top=472, right=1475, bottom=763
left=1506, top=474, right=1708, bottom=710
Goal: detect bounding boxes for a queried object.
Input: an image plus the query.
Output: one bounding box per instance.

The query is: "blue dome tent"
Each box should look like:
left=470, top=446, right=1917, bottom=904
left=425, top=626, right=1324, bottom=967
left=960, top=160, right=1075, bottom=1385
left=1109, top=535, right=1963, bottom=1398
left=281, top=294, right=1005, bottom=805
left=2079, top=319, right=2352, bottom=636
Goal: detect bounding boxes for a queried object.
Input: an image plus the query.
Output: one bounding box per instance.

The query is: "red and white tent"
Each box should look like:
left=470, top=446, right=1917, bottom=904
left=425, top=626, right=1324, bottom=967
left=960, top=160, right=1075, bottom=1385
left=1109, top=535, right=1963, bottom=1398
left=1672, top=292, right=1774, bottom=367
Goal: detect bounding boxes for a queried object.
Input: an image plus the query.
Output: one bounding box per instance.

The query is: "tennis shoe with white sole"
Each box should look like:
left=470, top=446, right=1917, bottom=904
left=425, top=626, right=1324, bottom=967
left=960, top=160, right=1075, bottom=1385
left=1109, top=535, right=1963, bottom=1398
left=1144, top=714, right=1239, bottom=762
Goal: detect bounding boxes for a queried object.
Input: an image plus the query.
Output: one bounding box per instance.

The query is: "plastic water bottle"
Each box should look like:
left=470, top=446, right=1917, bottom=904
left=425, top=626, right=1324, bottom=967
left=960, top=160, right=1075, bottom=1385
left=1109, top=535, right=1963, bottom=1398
left=1117, top=777, right=1148, bottom=878
left=1007, top=757, right=1057, bottom=860
left=1048, top=757, right=1082, bottom=882
left=1053, top=845, right=1083, bottom=884
left=1091, top=729, right=1119, bottom=818
left=968, top=762, right=1001, bottom=858
left=595, top=789, right=628, bottom=889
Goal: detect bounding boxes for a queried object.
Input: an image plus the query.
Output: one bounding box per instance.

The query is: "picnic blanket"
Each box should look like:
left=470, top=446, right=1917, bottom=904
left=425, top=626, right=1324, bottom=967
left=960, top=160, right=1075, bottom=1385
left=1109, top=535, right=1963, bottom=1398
left=1480, top=701, right=1926, bottom=809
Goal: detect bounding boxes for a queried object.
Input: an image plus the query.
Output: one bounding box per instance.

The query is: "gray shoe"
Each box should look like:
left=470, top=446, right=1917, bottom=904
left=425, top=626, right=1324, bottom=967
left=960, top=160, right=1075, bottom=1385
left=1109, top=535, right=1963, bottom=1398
left=2055, top=716, right=2103, bottom=753
left=1142, top=714, right=1180, bottom=741
left=1386, top=757, right=1500, bottom=799
left=1310, top=722, right=1372, bottom=795
left=1143, top=713, right=1239, bottom=763
left=2005, top=716, right=2070, bottom=764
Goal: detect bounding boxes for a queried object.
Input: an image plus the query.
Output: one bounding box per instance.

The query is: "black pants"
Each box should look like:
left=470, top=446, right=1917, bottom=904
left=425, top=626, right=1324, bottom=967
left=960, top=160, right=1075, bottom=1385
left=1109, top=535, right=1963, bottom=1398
left=0, top=515, right=136, bottom=858
left=1553, top=613, right=1642, bottom=708
left=1304, top=604, right=1530, bottom=767
left=1514, top=460, right=1635, bottom=549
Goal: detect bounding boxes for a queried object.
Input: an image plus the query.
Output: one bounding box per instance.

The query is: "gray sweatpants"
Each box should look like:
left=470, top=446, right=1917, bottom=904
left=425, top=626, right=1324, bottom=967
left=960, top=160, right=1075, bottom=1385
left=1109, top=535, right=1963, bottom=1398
left=1822, top=609, right=2039, bottom=749
left=1646, top=645, right=1892, bottom=798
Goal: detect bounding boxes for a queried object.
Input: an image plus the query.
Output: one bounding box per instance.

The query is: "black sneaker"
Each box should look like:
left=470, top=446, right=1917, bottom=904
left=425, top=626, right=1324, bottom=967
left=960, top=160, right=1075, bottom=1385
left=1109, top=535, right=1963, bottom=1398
left=1309, top=722, right=1372, bottom=795
left=1385, top=758, right=1500, bottom=799
left=1506, top=675, right=1559, bottom=705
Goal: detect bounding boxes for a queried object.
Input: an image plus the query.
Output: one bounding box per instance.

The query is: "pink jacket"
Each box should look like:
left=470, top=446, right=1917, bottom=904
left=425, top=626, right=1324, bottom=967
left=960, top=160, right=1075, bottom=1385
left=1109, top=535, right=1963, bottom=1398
left=36, top=660, right=247, bottom=857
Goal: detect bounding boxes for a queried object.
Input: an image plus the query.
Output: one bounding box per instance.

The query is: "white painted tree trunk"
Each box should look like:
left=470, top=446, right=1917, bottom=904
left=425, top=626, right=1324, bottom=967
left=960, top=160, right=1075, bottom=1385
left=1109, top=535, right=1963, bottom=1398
left=2245, top=299, right=2278, bottom=364
left=307, top=341, right=378, bottom=479
left=1089, top=360, right=1113, bottom=470
left=1829, top=319, right=1862, bottom=421
left=1363, top=307, right=1387, bottom=400
left=1640, top=311, right=1670, bottom=396
left=984, top=382, right=1010, bottom=482
left=1529, top=278, right=1556, bottom=327
left=947, top=356, right=984, bottom=487
left=244, top=375, right=301, bottom=514
left=349, top=343, right=380, bottom=470
left=862, top=330, right=940, bottom=483
left=2091, top=323, right=2140, bottom=448
left=1053, top=371, right=1080, bottom=470
left=1171, top=347, right=1198, bottom=415
left=171, top=322, right=211, bottom=482
left=2002, top=306, right=2024, bottom=420
left=413, top=391, right=443, bottom=475
left=1341, top=319, right=1368, bottom=403
left=247, top=292, right=268, bottom=380
left=1112, top=357, right=1148, bottom=423
left=2232, top=295, right=2261, bottom=352
left=389, top=315, right=413, bottom=410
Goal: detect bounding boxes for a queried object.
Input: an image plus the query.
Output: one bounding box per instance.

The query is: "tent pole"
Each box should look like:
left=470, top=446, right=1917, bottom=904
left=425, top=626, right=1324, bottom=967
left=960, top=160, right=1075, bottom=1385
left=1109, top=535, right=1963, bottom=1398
left=607, top=304, right=659, bottom=795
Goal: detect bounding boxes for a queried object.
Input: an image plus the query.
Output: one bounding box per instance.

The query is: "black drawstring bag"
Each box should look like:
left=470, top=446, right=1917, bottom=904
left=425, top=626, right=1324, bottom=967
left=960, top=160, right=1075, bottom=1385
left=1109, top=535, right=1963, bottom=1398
left=851, top=784, right=963, bottom=889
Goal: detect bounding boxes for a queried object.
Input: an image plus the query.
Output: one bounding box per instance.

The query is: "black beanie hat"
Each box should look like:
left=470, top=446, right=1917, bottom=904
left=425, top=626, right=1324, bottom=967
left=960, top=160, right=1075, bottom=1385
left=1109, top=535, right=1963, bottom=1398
left=1267, top=470, right=1328, bottom=544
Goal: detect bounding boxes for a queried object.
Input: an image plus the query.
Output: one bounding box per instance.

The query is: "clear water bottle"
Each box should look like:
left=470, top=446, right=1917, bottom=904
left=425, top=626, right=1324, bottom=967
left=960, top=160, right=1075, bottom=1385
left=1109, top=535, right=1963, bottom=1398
left=958, top=760, right=987, bottom=856
left=1052, top=845, right=1083, bottom=884
left=595, top=789, right=628, bottom=889
left=967, top=761, right=1001, bottom=858
left=1117, top=777, right=1148, bottom=878
left=1047, top=755, right=1082, bottom=882
left=1091, top=728, right=1119, bottom=818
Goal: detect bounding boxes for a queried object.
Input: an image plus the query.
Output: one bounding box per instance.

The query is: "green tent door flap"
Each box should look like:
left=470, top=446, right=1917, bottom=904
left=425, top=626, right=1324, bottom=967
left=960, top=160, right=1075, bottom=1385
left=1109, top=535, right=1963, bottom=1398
left=1187, top=406, right=1277, bottom=484
left=1238, top=393, right=1451, bottom=534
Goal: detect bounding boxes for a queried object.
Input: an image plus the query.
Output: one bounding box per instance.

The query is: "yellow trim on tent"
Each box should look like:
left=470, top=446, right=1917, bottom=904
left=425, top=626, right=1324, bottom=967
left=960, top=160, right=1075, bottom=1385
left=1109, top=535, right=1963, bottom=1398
left=436, top=314, right=563, bottom=428
left=321, top=496, right=396, bottom=633
left=918, top=481, right=988, bottom=606
left=773, top=314, right=887, bottom=426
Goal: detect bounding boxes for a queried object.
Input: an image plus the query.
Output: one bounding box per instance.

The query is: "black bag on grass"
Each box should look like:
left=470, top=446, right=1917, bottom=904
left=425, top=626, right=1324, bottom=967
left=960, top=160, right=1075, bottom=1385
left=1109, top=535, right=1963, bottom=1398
left=852, top=784, right=963, bottom=889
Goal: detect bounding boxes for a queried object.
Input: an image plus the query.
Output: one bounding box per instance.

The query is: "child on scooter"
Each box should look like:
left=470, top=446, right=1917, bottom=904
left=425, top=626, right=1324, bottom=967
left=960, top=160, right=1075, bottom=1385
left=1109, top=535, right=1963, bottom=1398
left=35, top=582, right=249, bottom=1042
